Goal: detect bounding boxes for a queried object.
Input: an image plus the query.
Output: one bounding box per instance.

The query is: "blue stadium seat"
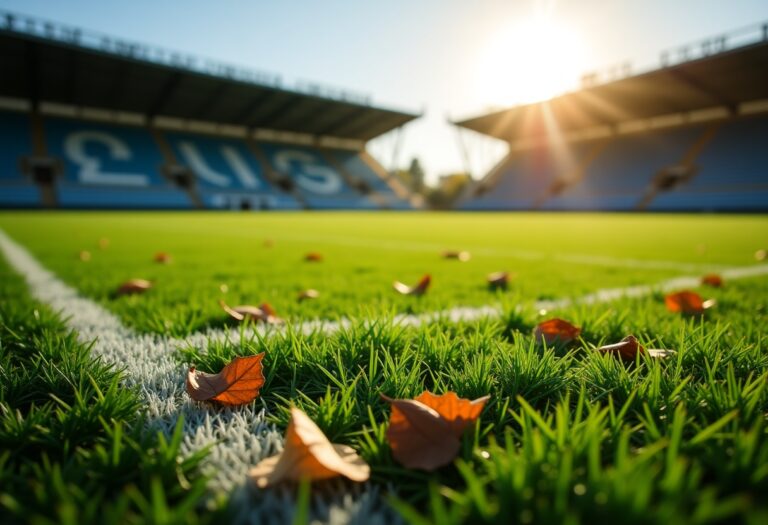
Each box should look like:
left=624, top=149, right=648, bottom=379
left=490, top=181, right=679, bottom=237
left=199, top=190, right=300, bottom=210
left=0, top=182, right=41, bottom=207
left=330, top=150, right=411, bottom=209
left=45, top=118, right=169, bottom=187
left=56, top=184, right=191, bottom=209
left=544, top=126, right=703, bottom=210
left=259, top=143, right=375, bottom=209
left=0, top=111, right=32, bottom=181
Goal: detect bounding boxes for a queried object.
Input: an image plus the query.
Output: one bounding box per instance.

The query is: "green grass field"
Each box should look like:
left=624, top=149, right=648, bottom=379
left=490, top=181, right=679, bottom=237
left=1, top=211, right=767, bottom=524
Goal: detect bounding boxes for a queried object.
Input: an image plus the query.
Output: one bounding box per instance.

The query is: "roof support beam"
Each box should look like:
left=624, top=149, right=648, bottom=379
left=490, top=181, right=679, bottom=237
left=666, top=68, right=738, bottom=113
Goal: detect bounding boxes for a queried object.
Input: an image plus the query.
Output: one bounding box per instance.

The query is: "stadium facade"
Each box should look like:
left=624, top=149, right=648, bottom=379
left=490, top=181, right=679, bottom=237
left=456, top=21, right=768, bottom=212
left=0, top=10, right=419, bottom=210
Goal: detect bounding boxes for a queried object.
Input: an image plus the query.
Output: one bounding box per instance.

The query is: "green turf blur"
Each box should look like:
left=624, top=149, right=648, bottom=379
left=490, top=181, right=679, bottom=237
left=0, top=211, right=765, bottom=336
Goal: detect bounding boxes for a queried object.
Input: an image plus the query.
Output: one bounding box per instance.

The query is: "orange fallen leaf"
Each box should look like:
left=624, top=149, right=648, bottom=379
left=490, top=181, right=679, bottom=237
left=186, top=353, right=265, bottom=406
left=487, top=271, right=510, bottom=290
left=381, top=391, right=489, bottom=471
left=297, top=289, right=320, bottom=301
left=701, top=274, right=723, bottom=287
left=116, top=279, right=152, bottom=295
left=442, top=250, right=471, bottom=262
left=305, top=252, right=323, bottom=262
left=154, top=252, right=172, bottom=264
left=596, top=335, right=645, bottom=360
left=393, top=274, right=431, bottom=296
left=248, top=407, right=370, bottom=487
left=79, top=250, right=91, bottom=262
left=98, top=237, right=110, bottom=249
left=534, top=318, right=581, bottom=345
left=665, top=290, right=715, bottom=314
left=220, top=299, right=282, bottom=324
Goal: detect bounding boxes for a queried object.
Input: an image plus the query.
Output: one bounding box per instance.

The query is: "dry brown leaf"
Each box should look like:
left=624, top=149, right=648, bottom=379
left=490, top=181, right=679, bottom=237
left=116, top=279, right=152, bottom=295
left=596, top=335, right=645, bottom=360
left=297, top=289, right=320, bottom=301
left=487, top=271, right=510, bottom=290
left=98, top=237, right=110, bottom=249
left=381, top=391, right=489, bottom=471
left=393, top=274, right=431, bottom=296
left=154, top=252, right=172, bottom=264
left=186, top=353, right=265, bottom=405
left=665, top=290, right=715, bottom=314
left=219, top=300, right=282, bottom=324
left=442, top=250, right=471, bottom=262
left=701, top=274, right=723, bottom=287
left=305, top=252, right=323, bottom=262
left=79, top=250, right=91, bottom=262
left=533, top=318, right=581, bottom=345
left=248, top=407, right=370, bottom=487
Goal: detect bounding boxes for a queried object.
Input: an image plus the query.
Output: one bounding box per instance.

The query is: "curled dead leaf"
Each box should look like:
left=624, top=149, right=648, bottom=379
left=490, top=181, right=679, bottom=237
left=116, top=279, right=152, bottom=295
left=381, top=391, right=489, bottom=471
left=79, top=250, right=91, bottom=262
left=219, top=299, right=282, bottom=324
left=701, top=274, right=723, bottom=287
left=186, top=353, right=265, bottom=406
left=534, top=318, right=581, bottom=345
left=305, top=252, right=323, bottom=262
left=297, top=289, right=320, bottom=301
left=249, top=407, right=370, bottom=487
left=442, top=250, right=471, bottom=262
left=596, top=335, right=675, bottom=360
left=487, top=271, right=510, bottom=290
left=393, top=274, right=431, bottom=296
left=665, top=290, right=715, bottom=314
left=154, top=252, right=172, bottom=264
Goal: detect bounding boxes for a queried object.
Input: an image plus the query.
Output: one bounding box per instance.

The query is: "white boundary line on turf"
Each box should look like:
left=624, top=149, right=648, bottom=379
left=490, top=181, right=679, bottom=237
left=3, top=227, right=768, bottom=511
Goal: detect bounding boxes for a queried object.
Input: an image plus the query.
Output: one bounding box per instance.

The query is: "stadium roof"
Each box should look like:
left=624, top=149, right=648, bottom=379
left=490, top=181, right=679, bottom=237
left=454, top=22, right=768, bottom=142
left=0, top=10, right=418, bottom=141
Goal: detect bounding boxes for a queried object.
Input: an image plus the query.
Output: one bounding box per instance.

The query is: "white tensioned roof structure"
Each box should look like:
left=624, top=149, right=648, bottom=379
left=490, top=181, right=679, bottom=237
left=0, top=10, right=419, bottom=142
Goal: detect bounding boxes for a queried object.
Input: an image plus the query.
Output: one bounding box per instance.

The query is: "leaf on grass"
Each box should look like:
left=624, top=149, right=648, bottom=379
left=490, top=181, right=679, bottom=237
left=98, top=237, right=110, bottom=249
left=219, top=300, right=282, bottom=324
left=297, top=289, right=320, bottom=301
left=393, top=274, right=431, bottom=296
left=442, top=250, right=471, bottom=262
left=381, top=391, right=489, bottom=471
left=756, top=249, right=767, bottom=261
left=305, top=252, right=323, bottom=262
left=79, top=250, right=91, bottom=262
left=701, top=274, right=723, bottom=287
left=596, top=335, right=676, bottom=360
left=116, top=278, right=152, bottom=295
left=665, top=290, right=715, bottom=314
left=533, top=318, right=581, bottom=345
left=154, top=252, right=172, bottom=264
left=249, top=407, right=370, bottom=487
left=487, top=271, right=510, bottom=290
left=264, top=239, right=274, bottom=248
left=186, top=353, right=265, bottom=405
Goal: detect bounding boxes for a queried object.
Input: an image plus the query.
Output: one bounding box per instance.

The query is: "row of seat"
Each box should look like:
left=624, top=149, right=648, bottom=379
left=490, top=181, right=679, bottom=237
left=0, top=111, right=409, bottom=210
left=461, top=117, right=768, bottom=211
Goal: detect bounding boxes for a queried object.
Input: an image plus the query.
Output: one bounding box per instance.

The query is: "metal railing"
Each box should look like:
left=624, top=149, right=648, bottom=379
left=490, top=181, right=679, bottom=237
left=580, top=19, right=768, bottom=88
left=0, top=9, right=372, bottom=106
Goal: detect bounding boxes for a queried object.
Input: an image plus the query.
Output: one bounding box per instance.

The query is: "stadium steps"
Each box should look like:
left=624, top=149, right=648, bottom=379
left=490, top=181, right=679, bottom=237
left=318, top=148, right=389, bottom=208
left=534, top=139, right=611, bottom=209
left=151, top=128, right=205, bottom=209
left=358, top=150, right=417, bottom=206
left=247, top=140, right=309, bottom=209
left=637, top=123, right=721, bottom=210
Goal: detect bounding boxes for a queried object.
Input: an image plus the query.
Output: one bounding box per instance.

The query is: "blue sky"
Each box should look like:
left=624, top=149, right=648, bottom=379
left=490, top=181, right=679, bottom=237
left=2, top=0, right=766, bottom=183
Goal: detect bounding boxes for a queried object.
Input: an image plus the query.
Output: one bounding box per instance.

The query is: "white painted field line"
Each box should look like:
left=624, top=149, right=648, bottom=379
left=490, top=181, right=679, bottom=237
left=3, top=226, right=768, bottom=522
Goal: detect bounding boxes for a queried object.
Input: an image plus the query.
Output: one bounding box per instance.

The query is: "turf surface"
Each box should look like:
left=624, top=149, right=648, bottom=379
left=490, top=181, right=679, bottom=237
left=0, top=211, right=767, bottom=524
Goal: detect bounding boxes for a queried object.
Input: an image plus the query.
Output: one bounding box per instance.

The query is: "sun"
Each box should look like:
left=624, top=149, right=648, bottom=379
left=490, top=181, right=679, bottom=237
left=474, top=16, right=587, bottom=107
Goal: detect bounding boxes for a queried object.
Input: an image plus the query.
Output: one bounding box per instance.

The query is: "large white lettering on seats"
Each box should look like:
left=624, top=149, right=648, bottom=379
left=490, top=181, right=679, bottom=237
left=273, top=150, right=342, bottom=195
left=177, top=142, right=260, bottom=189
left=64, top=131, right=149, bottom=186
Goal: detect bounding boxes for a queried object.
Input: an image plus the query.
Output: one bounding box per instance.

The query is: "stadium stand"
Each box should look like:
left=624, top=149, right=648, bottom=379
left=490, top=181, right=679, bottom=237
left=0, top=10, right=418, bottom=210
left=0, top=111, right=40, bottom=207
left=456, top=21, right=768, bottom=212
